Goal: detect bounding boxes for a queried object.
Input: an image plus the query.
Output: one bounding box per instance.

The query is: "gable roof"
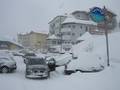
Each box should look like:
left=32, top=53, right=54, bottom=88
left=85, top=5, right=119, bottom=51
left=0, top=36, right=23, bottom=48
left=48, top=15, right=67, bottom=24
left=62, top=16, right=97, bottom=25
left=47, top=34, right=60, bottom=40
left=72, top=11, right=88, bottom=15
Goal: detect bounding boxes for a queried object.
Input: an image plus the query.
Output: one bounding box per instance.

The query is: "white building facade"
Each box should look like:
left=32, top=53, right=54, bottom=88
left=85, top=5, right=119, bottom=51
left=48, top=11, right=97, bottom=52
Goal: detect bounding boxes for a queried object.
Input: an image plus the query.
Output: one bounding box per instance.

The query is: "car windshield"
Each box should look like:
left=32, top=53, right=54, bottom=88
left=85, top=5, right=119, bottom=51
left=25, top=53, right=36, bottom=56
left=0, top=58, right=9, bottom=61
left=28, top=58, right=46, bottom=65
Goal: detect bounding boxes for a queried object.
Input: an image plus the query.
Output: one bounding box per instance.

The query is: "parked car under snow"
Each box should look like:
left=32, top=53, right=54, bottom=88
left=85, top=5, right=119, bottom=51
left=0, top=50, right=17, bottom=73
left=25, top=57, right=50, bottom=79
left=46, top=53, right=72, bottom=67
left=64, top=52, right=104, bottom=75
left=23, top=52, right=36, bottom=63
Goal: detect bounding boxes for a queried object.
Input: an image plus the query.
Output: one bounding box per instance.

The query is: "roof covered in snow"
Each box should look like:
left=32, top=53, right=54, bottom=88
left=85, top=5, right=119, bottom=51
left=71, top=11, right=88, bottom=15
left=0, top=36, right=23, bottom=48
left=47, top=34, right=60, bottom=40
left=62, top=16, right=97, bottom=25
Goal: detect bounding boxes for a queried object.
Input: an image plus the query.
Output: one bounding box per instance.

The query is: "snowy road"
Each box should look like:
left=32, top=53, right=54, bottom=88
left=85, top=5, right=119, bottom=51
left=0, top=56, right=120, bottom=90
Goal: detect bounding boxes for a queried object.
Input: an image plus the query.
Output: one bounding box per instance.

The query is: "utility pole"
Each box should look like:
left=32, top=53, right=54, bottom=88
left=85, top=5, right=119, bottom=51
left=104, top=21, right=110, bottom=66
left=103, top=6, right=110, bottom=66
left=89, top=6, right=112, bottom=67
left=59, top=16, right=62, bottom=52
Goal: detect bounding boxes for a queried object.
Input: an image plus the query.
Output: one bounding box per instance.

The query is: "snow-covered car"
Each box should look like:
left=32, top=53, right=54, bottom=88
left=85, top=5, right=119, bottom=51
left=25, top=57, right=50, bottom=79
left=23, top=52, right=36, bottom=58
left=64, top=52, right=104, bottom=75
left=46, top=53, right=72, bottom=67
left=0, top=51, right=17, bottom=73
left=11, top=50, right=24, bottom=56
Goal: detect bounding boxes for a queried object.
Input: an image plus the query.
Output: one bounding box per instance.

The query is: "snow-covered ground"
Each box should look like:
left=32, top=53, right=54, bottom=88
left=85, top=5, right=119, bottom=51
left=0, top=32, right=120, bottom=90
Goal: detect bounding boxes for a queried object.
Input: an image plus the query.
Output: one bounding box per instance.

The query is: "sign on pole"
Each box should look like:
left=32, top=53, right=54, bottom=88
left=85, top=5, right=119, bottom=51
left=89, top=7, right=110, bottom=66
left=89, top=7, right=105, bottom=23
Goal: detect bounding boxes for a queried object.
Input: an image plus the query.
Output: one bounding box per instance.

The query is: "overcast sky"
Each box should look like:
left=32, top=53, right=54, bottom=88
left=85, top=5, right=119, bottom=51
left=0, top=0, right=120, bottom=39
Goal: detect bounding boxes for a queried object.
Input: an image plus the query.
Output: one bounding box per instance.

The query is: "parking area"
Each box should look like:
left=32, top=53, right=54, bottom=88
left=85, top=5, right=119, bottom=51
left=0, top=56, right=66, bottom=90
left=0, top=56, right=120, bottom=90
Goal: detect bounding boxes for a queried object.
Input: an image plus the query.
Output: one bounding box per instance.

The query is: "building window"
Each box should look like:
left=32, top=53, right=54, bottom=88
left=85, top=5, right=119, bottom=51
left=61, top=25, right=63, bottom=28
left=86, top=26, right=88, bottom=31
left=51, top=24, right=55, bottom=28
left=80, top=33, right=82, bottom=36
left=68, top=25, right=71, bottom=28
left=50, top=30, right=55, bottom=34
left=52, top=41, right=56, bottom=44
left=77, top=15, right=80, bottom=17
left=67, top=32, right=71, bottom=35
left=58, top=41, right=61, bottom=44
left=80, top=25, right=82, bottom=29
left=119, top=22, right=120, bottom=28
left=72, top=33, right=75, bottom=36
left=72, top=25, right=75, bottom=29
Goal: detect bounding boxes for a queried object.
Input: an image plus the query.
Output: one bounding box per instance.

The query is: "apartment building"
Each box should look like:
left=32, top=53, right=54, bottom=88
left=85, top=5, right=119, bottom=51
left=18, top=31, right=48, bottom=51
left=48, top=11, right=97, bottom=52
left=0, top=36, right=23, bottom=50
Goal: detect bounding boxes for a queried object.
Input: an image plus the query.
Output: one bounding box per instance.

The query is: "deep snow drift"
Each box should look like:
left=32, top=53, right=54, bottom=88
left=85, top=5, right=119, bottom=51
left=0, top=32, right=120, bottom=90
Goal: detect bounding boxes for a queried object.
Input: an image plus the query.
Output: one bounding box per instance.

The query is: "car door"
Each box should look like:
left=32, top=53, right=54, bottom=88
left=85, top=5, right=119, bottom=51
left=0, top=58, right=4, bottom=67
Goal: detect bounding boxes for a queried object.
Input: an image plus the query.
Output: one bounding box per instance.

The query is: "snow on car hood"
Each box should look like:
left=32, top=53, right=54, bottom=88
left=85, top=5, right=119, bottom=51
left=27, top=65, right=48, bottom=69
left=54, top=53, right=72, bottom=66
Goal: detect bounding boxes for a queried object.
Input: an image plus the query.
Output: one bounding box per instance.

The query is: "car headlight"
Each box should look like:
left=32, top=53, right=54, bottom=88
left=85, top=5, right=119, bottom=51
left=27, top=69, right=33, bottom=73
left=45, top=70, right=48, bottom=73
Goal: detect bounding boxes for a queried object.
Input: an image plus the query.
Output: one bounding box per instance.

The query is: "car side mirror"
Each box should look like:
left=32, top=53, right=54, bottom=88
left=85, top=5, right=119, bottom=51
left=22, top=55, right=25, bottom=58
left=24, top=59, right=28, bottom=64
left=48, top=58, right=56, bottom=71
left=48, top=58, right=56, bottom=65
left=71, top=53, right=78, bottom=59
left=73, top=56, right=78, bottom=59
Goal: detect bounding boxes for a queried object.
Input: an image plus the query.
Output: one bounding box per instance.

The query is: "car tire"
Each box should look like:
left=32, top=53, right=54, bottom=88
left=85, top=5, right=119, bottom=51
left=47, top=71, right=50, bottom=78
left=1, top=66, right=9, bottom=73
left=9, top=69, right=14, bottom=72
left=25, top=71, right=29, bottom=78
left=64, top=70, right=75, bottom=75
